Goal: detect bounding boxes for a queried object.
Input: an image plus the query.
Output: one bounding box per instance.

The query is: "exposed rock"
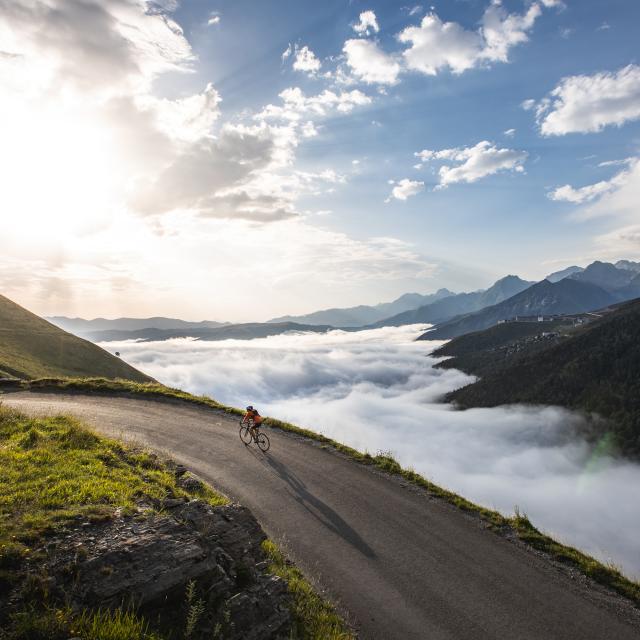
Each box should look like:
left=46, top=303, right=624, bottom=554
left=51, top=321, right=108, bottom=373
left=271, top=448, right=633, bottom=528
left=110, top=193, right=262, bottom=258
left=36, top=501, right=291, bottom=639
left=177, top=471, right=206, bottom=493
left=173, top=463, right=188, bottom=477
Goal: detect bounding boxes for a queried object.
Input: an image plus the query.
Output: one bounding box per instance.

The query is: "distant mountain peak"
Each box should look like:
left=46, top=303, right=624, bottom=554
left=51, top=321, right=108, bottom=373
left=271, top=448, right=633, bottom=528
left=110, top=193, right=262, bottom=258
left=545, top=265, right=584, bottom=283
left=569, top=260, right=636, bottom=292
left=615, top=259, right=640, bottom=273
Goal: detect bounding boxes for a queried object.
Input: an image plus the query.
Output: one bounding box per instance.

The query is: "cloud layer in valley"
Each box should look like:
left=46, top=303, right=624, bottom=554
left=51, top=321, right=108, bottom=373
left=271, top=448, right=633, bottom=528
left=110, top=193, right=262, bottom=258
left=104, top=326, right=640, bottom=579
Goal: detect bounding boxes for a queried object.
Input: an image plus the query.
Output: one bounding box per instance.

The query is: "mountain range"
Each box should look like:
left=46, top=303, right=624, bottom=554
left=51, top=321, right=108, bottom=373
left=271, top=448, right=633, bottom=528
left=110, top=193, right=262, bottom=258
left=371, top=275, right=533, bottom=328
left=421, top=261, right=640, bottom=341
left=423, top=278, right=617, bottom=340
left=45, top=259, right=640, bottom=344
left=78, top=322, right=333, bottom=343
left=268, top=288, right=455, bottom=327
left=48, top=316, right=228, bottom=336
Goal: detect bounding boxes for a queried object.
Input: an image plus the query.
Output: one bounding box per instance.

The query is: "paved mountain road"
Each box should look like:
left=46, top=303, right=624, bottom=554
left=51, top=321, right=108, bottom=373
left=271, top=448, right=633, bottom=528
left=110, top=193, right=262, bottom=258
left=4, top=391, right=639, bottom=640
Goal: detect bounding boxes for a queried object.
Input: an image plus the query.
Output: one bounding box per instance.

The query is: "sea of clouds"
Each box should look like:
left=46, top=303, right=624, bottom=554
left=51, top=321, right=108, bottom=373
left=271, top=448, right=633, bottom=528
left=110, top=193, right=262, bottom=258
left=103, top=325, right=640, bottom=578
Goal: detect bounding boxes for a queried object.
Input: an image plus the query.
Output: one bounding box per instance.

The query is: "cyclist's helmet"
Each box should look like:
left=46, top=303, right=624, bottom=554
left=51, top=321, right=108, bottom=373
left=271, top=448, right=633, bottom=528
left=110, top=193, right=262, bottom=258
left=246, top=405, right=254, bottom=411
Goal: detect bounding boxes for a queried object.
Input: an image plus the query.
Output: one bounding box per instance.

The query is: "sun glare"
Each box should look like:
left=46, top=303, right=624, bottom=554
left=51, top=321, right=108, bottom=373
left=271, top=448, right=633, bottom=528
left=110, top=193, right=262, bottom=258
left=2, top=104, right=119, bottom=237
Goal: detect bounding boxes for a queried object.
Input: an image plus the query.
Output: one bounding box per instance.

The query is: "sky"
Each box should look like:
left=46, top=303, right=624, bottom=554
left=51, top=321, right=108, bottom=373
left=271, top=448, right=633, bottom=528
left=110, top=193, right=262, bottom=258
left=1, top=0, right=639, bottom=322
left=101, top=326, right=640, bottom=579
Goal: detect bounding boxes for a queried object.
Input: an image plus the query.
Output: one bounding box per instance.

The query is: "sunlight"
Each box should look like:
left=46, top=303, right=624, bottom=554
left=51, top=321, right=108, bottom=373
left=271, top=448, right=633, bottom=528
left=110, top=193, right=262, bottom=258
left=1, top=103, right=120, bottom=237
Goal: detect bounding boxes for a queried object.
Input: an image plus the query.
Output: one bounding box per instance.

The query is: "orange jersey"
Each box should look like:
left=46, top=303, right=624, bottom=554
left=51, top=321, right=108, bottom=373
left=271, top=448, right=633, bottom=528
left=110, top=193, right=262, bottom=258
left=244, top=410, right=262, bottom=425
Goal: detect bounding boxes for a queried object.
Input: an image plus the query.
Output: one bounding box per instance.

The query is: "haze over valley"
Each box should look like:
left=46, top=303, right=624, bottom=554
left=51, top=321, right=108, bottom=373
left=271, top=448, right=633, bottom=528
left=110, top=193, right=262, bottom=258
left=96, top=323, right=640, bottom=580
left=2, top=0, right=640, bottom=637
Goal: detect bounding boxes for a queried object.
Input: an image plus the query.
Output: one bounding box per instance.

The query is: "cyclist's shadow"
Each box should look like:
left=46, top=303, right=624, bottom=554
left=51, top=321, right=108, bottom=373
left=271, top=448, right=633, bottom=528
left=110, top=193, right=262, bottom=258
left=261, top=452, right=376, bottom=559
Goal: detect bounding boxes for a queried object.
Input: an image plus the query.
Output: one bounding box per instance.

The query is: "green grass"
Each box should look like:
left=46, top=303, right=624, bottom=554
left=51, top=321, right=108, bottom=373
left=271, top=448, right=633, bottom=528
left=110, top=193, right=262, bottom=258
left=0, top=294, right=151, bottom=382
left=6, top=607, right=162, bottom=640
left=6, top=377, right=640, bottom=607
left=0, top=404, right=226, bottom=571
left=262, top=540, right=354, bottom=640
left=0, top=402, right=350, bottom=639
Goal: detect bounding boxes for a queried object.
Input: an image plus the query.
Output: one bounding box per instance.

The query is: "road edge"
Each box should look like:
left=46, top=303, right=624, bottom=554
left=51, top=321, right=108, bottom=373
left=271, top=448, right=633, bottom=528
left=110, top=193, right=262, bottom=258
left=2, top=376, right=639, bottom=612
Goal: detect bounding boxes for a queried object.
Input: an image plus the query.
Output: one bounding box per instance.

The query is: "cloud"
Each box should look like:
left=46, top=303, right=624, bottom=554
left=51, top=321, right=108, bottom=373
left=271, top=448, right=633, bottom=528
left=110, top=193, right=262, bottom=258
left=386, top=178, right=424, bottom=201
left=353, top=10, right=380, bottom=35
left=548, top=162, right=635, bottom=204
left=257, top=86, right=372, bottom=121
left=583, top=159, right=640, bottom=221
left=549, top=158, right=639, bottom=215
left=343, top=39, right=401, bottom=85
left=140, top=83, right=222, bottom=143
left=595, top=224, right=640, bottom=260
left=398, top=1, right=550, bottom=76
left=398, top=13, right=483, bottom=75
left=504, top=128, right=516, bottom=137
left=292, top=45, right=321, bottom=73
left=0, top=0, right=193, bottom=99
left=105, top=327, right=640, bottom=580
left=480, top=1, right=542, bottom=63
left=549, top=181, right=620, bottom=205
left=0, top=0, right=444, bottom=321
left=416, top=141, right=528, bottom=188
left=0, top=1, right=377, bottom=227
left=207, top=13, right=221, bottom=26
left=530, top=65, right=640, bottom=136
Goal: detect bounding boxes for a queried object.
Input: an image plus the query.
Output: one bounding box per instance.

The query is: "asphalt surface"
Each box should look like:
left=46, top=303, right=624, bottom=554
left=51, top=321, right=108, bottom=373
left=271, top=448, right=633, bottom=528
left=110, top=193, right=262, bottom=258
left=4, top=391, right=640, bottom=640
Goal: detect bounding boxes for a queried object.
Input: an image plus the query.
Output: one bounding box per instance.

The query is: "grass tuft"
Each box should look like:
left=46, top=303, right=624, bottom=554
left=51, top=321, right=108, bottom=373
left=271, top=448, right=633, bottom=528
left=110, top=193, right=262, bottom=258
left=6, top=606, right=162, bottom=640
left=262, top=540, right=354, bottom=640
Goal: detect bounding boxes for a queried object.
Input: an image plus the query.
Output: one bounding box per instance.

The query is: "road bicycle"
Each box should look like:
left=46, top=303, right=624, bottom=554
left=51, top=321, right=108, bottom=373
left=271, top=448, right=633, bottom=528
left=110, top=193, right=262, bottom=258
left=239, top=419, right=270, bottom=452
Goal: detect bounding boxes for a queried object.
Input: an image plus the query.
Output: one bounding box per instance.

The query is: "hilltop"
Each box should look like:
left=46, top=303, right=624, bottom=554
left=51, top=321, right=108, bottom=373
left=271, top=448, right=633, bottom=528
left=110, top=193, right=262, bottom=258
left=0, top=294, right=151, bottom=381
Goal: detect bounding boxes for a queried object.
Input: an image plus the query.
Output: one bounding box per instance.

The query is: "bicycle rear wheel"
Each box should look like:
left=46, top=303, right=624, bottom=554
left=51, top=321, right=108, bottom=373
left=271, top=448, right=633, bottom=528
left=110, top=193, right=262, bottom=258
left=256, top=432, right=270, bottom=452
left=239, top=422, right=252, bottom=445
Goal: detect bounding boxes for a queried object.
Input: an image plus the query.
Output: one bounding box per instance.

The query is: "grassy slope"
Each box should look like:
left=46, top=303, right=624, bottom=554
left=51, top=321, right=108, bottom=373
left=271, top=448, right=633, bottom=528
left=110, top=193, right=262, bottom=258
left=433, top=320, right=573, bottom=377
left=446, top=299, right=640, bottom=458
left=0, top=404, right=353, bottom=640
left=0, top=294, right=151, bottom=382
left=6, top=377, right=640, bottom=607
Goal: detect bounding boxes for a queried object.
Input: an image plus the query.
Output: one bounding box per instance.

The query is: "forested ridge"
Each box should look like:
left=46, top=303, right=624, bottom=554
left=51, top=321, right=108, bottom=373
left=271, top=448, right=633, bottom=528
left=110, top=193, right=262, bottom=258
left=442, top=299, right=640, bottom=458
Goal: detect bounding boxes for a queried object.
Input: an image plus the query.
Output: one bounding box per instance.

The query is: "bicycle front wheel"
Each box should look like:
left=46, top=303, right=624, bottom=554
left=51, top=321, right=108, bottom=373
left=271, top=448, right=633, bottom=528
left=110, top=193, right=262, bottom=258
left=239, top=423, right=252, bottom=445
left=256, top=432, right=270, bottom=452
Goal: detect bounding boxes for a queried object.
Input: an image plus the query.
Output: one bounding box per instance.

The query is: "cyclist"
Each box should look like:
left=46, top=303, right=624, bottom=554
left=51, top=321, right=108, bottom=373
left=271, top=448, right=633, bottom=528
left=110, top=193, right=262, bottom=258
left=242, top=405, right=263, bottom=440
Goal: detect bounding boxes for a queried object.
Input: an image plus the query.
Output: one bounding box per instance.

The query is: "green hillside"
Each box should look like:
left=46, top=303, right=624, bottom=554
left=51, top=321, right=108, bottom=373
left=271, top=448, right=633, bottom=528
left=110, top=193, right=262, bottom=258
left=0, top=294, right=152, bottom=382
left=433, top=319, right=576, bottom=377
left=445, top=299, right=640, bottom=458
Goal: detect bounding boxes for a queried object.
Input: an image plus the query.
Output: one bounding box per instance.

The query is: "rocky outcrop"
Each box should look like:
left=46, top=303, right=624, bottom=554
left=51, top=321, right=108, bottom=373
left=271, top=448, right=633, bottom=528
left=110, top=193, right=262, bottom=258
left=35, top=498, right=292, bottom=639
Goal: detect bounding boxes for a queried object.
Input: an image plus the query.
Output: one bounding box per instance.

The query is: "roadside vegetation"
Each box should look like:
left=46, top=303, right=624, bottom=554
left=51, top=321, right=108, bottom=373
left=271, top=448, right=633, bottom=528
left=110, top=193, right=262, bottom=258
left=0, top=402, right=354, bottom=639
left=4, top=376, right=639, bottom=606
left=262, top=540, right=354, bottom=640
left=0, top=404, right=226, bottom=639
